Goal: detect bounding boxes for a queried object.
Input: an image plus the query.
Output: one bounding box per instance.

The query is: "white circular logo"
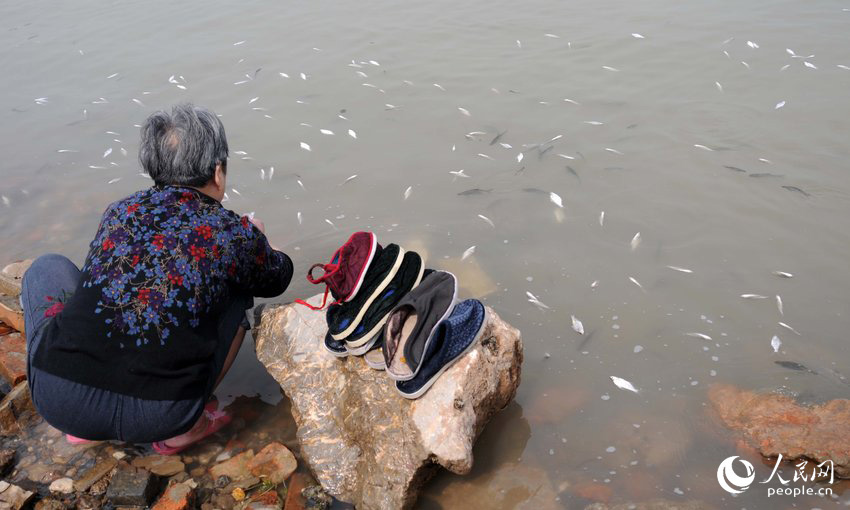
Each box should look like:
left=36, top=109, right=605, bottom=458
left=717, top=456, right=755, bottom=494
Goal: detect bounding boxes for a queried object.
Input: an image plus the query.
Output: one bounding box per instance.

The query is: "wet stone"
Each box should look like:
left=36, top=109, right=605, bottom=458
left=34, top=498, right=66, bottom=510
left=105, top=466, right=158, bottom=507
left=283, top=472, right=310, bottom=510
left=247, top=442, right=296, bottom=484
left=73, top=457, right=117, bottom=492
left=709, top=383, right=850, bottom=477
left=301, top=485, right=332, bottom=510
left=76, top=493, right=103, bottom=510
left=253, top=295, right=523, bottom=510
left=151, top=481, right=194, bottom=510
left=0, top=332, right=26, bottom=386
left=0, top=481, right=34, bottom=510
left=131, top=455, right=185, bottom=477
left=0, top=382, right=40, bottom=435
left=89, top=476, right=110, bottom=497
left=245, top=489, right=282, bottom=510
left=209, top=450, right=254, bottom=483
left=48, top=477, right=74, bottom=494
left=0, top=295, right=24, bottom=336
left=0, top=448, right=15, bottom=477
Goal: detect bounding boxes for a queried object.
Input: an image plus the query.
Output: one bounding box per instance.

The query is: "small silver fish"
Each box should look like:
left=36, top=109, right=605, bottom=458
left=772, top=271, right=793, bottom=278
left=778, top=322, right=801, bottom=336
left=630, top=232, right=641, bottom=251
left=297, top=212, right=302, bottom=224
left=741, top=294, right=768, bottom=299
left=666, top=265, right=693, bottom=273
left=610, top=376, right=639, bottom=393
left=629, top=277, right=644, bottom=290
left=599, top=211, right=605, bottom=226
left=462, top=246, right=476, bottom=261
left=776, top=295, right=784, bottom=315
left=478, top=214, right=495, bottom=227
left=457, top=107, right=471, bottom=117
left=771, top=335, right=782, bottom=353
left=571, top=315, right=585, bottom=335
left=300, top=142, right=311, bottom=151
left=342, top=175, right=358, bottom=185
left=686, top=332, right=712, bottom=341
left=403, top=186, right=412, bottom=200
left=348, top=129, right=357, bottom=139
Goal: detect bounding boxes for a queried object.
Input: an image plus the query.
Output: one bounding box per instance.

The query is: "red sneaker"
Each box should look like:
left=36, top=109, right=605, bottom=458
left=296, top=232, right=379, bottom=310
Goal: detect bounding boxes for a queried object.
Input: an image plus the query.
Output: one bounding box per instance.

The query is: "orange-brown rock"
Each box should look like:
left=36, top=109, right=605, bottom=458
left=709, top=383, right=850, bottom=477
left=0, top=332, right=27, bottom=385
left=247, top=442, right=296, bottom=484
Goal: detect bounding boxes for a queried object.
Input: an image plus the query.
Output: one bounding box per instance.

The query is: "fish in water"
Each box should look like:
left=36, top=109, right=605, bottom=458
left=775, top=361, right=817, bottom=374
left=782, top=185, right=811, bottom=197
left=566, top=166, right=580, bottom=180
left=750, top=172, right=784, bottom=178
left=458, top=188, right=493, bottom=196
left=489, top=131, right=507, bottom=146
left=538, top=145, right=554, bottom=159
left=523, top=187, right=548, bottom=195
left=724, top=166, right=747, bottom=173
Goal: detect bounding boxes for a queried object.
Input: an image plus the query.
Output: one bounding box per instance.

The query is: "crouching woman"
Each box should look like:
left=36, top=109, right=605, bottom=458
left=21, top=104, right=292, bottom=454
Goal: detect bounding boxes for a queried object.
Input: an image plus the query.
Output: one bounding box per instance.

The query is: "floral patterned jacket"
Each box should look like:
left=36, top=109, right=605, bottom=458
left=33, top=185, right=293, bottom=400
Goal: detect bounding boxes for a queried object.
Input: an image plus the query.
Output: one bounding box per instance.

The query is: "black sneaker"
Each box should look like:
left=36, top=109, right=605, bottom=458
left=326, top=244, right=404, bottom=341
left=343, top=250, right=425, bottom=349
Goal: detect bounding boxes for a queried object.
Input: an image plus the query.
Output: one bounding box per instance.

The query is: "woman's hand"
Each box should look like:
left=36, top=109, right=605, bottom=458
left=247, top=216, right=265, bottom=234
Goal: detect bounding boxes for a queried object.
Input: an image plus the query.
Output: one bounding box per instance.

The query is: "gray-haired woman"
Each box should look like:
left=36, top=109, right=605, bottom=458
left=21, top=104, right=292, bottom=454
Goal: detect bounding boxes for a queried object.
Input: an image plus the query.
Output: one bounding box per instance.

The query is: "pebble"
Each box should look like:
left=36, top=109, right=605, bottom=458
left=48, top=477, right=74, bottom=494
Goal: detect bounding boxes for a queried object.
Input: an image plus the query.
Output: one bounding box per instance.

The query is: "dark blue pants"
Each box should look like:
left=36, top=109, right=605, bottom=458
left=22, top=253, right=251, bottom=443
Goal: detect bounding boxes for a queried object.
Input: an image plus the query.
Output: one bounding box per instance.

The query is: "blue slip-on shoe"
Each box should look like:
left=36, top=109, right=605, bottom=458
left=382, top=271, right=458, bottom=381
left=396, top=299, right=488, bottom=399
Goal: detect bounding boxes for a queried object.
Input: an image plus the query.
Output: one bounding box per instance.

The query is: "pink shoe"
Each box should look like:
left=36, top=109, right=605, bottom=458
left=66, top=434, right=95, bottom=445
left=151, top=410, right=231, bottom=455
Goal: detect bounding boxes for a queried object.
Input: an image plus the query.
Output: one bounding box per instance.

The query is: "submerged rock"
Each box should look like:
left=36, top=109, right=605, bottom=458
left=709, top=383, right=850, bottom=477
left=253, top=295, right=523, bottom=510
left=0, top=481, right=33, bottom=510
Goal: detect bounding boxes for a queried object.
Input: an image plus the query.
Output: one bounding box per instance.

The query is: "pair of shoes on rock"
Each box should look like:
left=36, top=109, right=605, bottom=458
left=298, top=232, right=426, bottom=359
left=381, top=271, right=488, bottom=399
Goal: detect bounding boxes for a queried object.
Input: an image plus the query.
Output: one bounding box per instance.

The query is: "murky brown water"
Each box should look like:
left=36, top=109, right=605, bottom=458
left=3, top=0, right=850, bottom=507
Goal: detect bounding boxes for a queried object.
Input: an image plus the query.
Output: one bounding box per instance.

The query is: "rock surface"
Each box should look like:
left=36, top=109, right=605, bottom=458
left=248, top=442, right=297, bottom=484
left=0, top=382, right=39, bottom=435
left=0, top=259, right=30, bottom=297
left=0, top=332, right=27, bottom=386
left=709, top=383, right=850, bottom=477
left=253, top=294, right=523, bottom=510
left=132, top=455, right=185, bottom=477
left=105, top=465, right=158, bottom=507
left=151, top=482, right=195, bottom=510
left=0, top=481, right=33, bottom=510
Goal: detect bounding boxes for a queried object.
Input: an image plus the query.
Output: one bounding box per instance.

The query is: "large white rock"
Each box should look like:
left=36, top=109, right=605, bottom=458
left=253, top=294, right=523, bottom=510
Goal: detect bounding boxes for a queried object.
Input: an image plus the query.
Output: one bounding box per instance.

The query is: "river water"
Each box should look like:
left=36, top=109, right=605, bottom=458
left=2, top=0, right=850, bottom=507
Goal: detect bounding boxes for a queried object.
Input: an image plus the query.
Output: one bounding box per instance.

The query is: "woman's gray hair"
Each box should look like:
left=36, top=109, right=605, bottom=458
left=139, top=103, right=228, bottom=187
